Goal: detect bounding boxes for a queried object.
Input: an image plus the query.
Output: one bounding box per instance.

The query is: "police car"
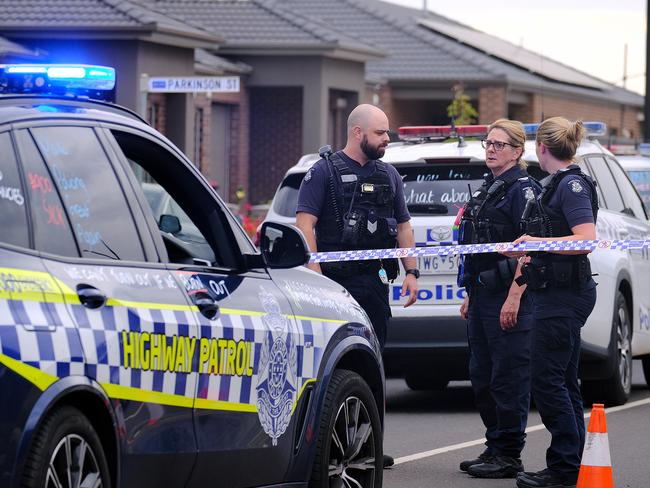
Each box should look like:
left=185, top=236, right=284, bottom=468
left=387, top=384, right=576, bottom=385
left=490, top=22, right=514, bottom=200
left=0, top=64, right=385, bottom=488
left=266, top=122, right=650, bottom=406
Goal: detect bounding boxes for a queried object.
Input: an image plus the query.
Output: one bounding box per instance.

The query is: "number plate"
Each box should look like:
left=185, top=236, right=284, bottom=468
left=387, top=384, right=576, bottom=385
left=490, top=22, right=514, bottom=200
left=417, top=255, right=459, bottom=275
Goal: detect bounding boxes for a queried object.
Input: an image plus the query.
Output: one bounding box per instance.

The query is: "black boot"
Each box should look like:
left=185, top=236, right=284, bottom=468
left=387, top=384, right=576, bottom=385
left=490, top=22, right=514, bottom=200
left=466, top=455, right=523, bottom=479
left=383, top=454, right=394, bottom=468
left=516, top=468, right=578, bottom=488
left=459, top=450, right=493, bottom=472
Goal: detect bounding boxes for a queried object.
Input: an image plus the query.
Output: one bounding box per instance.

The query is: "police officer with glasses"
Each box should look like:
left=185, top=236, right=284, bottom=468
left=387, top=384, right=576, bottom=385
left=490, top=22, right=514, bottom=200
left=295, top=104, right=419, bottom=469
left=505, top=117, right=598, bottom=488
left=457, top=119, right=539, bottom=480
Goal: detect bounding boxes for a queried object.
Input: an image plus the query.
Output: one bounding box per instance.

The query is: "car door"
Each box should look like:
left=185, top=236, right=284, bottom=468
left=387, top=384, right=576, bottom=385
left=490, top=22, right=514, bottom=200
left=13, top=125, right=200, bottom=488
left=104, top=127, right=305, bottom=488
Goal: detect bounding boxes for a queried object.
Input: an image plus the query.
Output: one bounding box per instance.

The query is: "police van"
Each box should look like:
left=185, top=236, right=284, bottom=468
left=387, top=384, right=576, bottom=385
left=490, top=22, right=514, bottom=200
left=266, top=122, right=650, bottom=406
left=0, top=64, right=385, bottom=488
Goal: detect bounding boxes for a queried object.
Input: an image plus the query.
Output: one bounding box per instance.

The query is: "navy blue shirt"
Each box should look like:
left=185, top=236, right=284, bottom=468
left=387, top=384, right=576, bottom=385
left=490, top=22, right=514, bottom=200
left=543, top=165, right=595, bottom=228
left=484, top=165, right=539, bottom=227
left=296, top=151, right=410, bottom=223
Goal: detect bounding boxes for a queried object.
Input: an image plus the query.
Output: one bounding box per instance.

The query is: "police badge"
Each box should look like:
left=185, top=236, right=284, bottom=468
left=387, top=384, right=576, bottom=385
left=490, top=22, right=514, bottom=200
left=569, top=180, right=583, bottom=193
left=255, top=287, right=298, bottom=446
left=304, top=168, right=313, bottom=183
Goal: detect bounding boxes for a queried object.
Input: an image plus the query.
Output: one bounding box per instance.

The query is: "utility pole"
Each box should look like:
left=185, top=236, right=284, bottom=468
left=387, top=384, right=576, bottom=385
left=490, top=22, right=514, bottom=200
left=643, top=0, right=650, bottom=142
left=623, top=43, right=628, bottom=89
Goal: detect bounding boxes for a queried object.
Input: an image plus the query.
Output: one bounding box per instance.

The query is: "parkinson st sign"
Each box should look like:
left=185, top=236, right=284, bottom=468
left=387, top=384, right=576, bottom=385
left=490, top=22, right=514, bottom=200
left=147, top=76, right=240, bottom=93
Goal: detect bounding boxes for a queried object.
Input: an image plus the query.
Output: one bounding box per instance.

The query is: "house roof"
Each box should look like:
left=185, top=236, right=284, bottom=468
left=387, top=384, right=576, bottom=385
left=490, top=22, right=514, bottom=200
left=142, top=0, right=385, bottom=62
left=195, top=48, right=252, bottom=75
left=283, top=0, right=643, bottom=107
left=0, top=0, right=221, bottom=48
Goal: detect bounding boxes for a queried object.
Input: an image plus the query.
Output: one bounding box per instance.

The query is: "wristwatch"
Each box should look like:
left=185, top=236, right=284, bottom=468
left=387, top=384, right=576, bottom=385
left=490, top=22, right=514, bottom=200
left=405, top=268, right=420, bottom=279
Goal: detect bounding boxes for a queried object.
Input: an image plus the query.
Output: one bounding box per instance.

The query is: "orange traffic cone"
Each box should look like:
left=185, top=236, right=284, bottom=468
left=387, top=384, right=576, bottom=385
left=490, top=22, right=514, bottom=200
left=577, top=404, right=614, bottom=488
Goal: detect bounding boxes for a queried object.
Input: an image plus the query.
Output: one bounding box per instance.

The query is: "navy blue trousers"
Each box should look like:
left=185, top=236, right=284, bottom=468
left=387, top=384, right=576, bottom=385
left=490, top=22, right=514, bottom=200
left=530, top=285, right=597, bottom=477
left=467, top=286, right=532, bottom=458
left=326, top=273, right=390, bottom=350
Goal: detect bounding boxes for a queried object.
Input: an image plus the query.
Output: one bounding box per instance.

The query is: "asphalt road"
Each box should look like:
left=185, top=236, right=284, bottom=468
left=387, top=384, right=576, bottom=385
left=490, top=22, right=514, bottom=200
left=383, top=360, right=650, bottom=488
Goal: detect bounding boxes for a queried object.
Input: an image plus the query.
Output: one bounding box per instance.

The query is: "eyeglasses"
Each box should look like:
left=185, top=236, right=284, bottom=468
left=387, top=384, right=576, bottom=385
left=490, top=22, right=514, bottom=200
left=481, top=139, right=517, bottom=151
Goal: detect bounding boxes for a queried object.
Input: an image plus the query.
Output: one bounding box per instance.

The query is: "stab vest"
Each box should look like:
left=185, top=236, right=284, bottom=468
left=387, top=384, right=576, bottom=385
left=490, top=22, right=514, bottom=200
left=459, top=168, right=536, bottom=273
left=316, top=152, right=397, bottom=252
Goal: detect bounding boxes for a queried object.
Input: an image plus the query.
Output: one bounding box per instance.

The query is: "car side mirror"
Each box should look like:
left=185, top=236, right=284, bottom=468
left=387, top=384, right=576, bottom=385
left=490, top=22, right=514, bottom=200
left=159, top=214, right=181, bottom=234
left=260, top=222, right=310, bottom=269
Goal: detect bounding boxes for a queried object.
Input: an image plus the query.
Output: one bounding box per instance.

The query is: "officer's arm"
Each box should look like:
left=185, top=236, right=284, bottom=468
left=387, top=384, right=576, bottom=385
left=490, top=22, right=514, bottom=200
left=296, top=212, right=322, bottom=273
left=397, top=221, right=418, bottom=307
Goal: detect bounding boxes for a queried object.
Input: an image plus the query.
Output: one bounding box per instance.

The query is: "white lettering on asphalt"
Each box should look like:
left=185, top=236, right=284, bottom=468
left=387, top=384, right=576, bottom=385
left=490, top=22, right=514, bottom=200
left=393, top=397, right=650, bottom=465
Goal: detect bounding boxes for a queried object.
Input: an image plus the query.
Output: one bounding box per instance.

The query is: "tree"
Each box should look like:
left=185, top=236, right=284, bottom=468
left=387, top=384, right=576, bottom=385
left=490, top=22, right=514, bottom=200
left=447, top=84, right=478, bottom=125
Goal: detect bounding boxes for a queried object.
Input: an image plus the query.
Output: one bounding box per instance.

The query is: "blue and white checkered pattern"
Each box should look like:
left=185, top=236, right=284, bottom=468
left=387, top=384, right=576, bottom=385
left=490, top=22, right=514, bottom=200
left=0, top=297, right=329, bottom=408
left=309, top=239, right=650, bottom=263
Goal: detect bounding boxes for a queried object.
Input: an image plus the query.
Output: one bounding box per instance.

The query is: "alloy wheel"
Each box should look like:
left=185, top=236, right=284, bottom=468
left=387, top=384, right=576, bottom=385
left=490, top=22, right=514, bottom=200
left=46, top=433, right=103, bottom=488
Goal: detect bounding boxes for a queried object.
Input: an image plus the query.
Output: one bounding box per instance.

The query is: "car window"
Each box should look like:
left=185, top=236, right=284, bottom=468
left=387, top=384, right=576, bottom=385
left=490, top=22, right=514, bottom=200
left=14, top=130, right=79, bottom=257
left=576, top=159, right=605, bottom=208
left=110, top=130, right=242, bottom=268
left=606, top=156, right=648, bottom=219
left=273, top=172, right=303, bottom=217
left=585, top=156, right=625, bottom=213
left=30, top=126, right=145, bottom=261
left=626, top=169, right=650, bottom=210
left=0, top=132, right=29, bottom=248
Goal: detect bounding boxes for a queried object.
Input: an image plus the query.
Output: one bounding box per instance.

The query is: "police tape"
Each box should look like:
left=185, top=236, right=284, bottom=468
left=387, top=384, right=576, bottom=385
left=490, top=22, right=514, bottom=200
left=309, top=239, right=650, bottom=263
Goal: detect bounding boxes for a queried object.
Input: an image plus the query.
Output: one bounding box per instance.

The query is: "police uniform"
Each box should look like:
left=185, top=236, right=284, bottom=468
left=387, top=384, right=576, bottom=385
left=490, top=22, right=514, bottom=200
left=296, top=150, right=410, bottom=349
left=517, top=164, right=598, bottom=487
left=457, top=165, right=539, bottom=476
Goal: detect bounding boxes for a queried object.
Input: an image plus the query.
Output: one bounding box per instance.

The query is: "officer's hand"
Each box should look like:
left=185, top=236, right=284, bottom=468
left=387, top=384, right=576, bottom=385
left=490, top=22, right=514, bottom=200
left=401, top=274, right=418, bottom=307
left=307, top=262, right=322, bottom=274
left=460, top=295, right=469, bottom=319
left=500, top=294, right=521, bottom=330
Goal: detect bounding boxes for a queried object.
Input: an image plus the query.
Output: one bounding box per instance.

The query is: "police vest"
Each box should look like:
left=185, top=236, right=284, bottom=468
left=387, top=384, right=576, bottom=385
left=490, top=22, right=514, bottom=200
left=316, top=152, right=397, bottom=252
left=519, top=166, right=599, bottom=289
left=460, top=168, right=536, bottom=274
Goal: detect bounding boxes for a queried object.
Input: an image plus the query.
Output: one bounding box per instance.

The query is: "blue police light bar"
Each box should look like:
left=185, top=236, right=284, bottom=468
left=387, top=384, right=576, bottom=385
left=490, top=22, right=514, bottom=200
left=523, top=121, right=607, bottom=138
left=1, top=63, right=116, bottom=99
left=639, top=143, right=650, bottom=157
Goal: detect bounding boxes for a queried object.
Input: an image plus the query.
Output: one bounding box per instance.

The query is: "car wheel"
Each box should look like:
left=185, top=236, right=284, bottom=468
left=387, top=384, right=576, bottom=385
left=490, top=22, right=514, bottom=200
left=310, top=369, right=382, bottom=488
left=405, top=375, right=450, bottom=391
left=21, top=405, right=111, bottom=488
left=582, top=290, right=632, bottom=406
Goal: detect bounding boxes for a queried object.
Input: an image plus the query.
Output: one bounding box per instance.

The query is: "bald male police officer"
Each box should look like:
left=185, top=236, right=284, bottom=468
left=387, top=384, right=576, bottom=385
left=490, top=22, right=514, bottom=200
left=296, top=104, right=419, bottom=469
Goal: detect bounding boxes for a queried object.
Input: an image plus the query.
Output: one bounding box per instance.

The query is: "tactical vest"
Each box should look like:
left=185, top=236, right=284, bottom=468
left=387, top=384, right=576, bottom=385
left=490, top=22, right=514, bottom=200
left=459, top=168, right=536, bottom=277
left=519, top=166, right=599, bottom=289
left=316, top=151, right=397, bottom=252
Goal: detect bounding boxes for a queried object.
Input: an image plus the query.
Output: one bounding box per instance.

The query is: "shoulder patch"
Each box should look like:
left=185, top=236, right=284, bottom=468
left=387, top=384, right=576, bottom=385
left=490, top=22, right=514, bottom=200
left=304, top=168, right=313, bottom=183
left=568, top=179, right=583, bottom=193
left=523, top=186, right=535, bottom=201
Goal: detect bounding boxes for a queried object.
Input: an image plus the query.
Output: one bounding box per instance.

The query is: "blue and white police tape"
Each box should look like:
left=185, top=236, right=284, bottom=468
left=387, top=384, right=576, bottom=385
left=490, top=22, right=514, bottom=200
left=309, top=239, right=650, bottom=263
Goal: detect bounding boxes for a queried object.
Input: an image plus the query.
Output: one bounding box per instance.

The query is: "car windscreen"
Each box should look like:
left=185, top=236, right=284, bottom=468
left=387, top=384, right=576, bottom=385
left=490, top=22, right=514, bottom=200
left=273, top=172, right=304, bottom=217
left=626, top=170, right=650, bottom=208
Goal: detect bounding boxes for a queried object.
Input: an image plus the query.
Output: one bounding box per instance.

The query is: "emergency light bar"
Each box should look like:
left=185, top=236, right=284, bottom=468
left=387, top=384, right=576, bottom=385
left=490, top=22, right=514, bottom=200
left=523, top=121, right=607, bottom=138
left=0, top=64, right=116, bottom=99
left=398, top=124, right=489, bottom=141
left=639, top=143, right=650, bottom=157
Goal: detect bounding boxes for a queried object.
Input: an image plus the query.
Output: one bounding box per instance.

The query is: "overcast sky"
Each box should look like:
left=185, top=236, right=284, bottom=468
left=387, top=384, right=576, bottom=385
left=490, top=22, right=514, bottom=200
left=385, top=0, right=647, bottom=95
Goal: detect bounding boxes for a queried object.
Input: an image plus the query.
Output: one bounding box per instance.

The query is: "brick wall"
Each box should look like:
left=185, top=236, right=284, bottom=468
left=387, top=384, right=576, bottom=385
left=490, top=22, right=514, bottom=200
left=147, top=93, right=167, bottom=134
left=248, top=87, right=303, bottom=204
left=478, top=86, right=507, bottom=124
left=526, top=93, right=641, bottom=139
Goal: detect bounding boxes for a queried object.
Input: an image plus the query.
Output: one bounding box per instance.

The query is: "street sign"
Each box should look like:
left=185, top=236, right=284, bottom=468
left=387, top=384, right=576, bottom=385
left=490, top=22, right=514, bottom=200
left=147, top=76, right=240, bottom=93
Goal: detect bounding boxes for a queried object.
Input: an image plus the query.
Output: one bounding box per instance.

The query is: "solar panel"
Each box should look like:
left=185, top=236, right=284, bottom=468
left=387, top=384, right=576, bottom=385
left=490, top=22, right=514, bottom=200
left=418, top=18, right=607, bottom=90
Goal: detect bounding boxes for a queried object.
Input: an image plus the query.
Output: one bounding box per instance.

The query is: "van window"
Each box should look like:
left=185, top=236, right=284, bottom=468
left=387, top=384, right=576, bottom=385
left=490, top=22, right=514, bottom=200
left=606, top=156, right=648, bottom=219
left=0, top=132, right=29, bottom=248
left=586, top=156, right=625, bottom=213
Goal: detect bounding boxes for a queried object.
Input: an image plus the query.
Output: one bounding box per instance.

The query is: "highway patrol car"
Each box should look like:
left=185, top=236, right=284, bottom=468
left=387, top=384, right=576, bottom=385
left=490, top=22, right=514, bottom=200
left=0, top=64, right=384, bottom=488
left=266, top=122, right=650, bottom=406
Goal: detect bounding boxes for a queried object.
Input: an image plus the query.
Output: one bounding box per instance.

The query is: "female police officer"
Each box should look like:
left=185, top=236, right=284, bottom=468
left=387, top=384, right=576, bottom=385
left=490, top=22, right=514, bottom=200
left=457, top=119, right=538, bottom=479
left=510, top=117, right=598, bottom=488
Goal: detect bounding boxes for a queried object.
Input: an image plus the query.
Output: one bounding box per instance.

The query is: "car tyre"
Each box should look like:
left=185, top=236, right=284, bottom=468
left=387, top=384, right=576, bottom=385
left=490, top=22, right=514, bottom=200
left=405, top=375, right=450, bottom=391
left=20, top=405, right=111, bottom=488
left=309, top=369, right=382, bottom=488
left=582, top=290, right=632, bottom=406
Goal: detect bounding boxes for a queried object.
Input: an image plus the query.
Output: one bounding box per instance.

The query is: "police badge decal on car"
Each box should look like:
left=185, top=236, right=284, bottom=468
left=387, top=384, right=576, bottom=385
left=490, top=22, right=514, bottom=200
left=256, top=287, right=298, bottom=445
